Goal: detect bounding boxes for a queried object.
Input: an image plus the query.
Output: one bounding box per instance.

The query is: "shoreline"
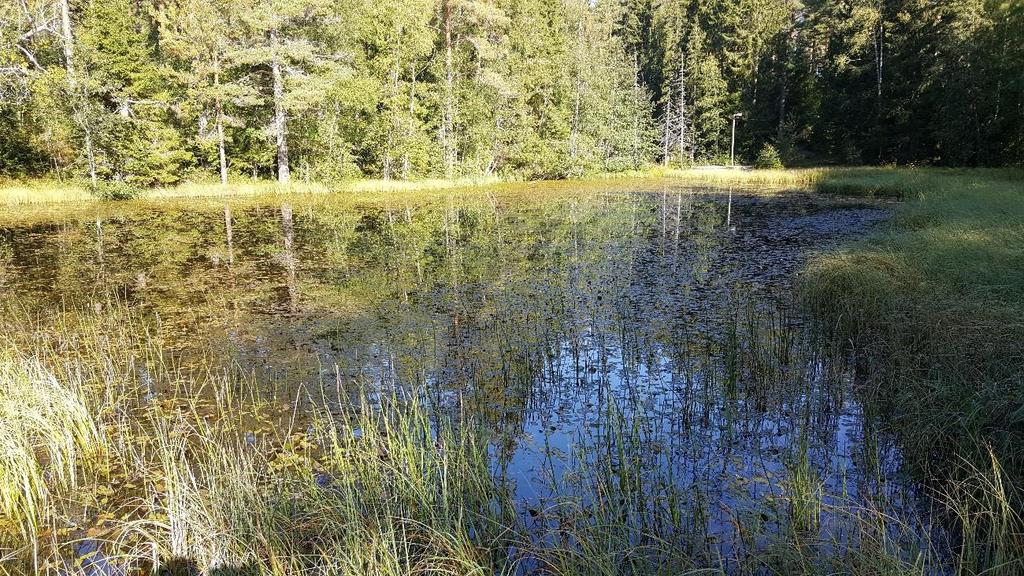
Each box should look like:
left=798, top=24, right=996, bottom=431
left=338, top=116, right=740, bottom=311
left=6, top=166, right=1017, bottom=207
left=1, top=167, right=1021, bottom=573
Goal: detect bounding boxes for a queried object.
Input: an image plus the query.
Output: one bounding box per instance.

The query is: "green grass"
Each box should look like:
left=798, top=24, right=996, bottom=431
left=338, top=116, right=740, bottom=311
left=801, top=168, right=1024, bottom=506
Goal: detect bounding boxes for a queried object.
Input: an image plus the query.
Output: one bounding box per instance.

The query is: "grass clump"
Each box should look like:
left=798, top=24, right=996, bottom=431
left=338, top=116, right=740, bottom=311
left=0, top=304, right=519, bottom=575
left=0, top=355, right=106, bottom=545
left=801, top=168, right=1024, bottom=572
left=0, top=356, right=517, bottom=574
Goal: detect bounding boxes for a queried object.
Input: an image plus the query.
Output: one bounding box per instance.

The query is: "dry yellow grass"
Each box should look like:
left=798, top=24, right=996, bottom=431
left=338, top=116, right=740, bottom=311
left=0, top=180, right=97, bottom=205
left=5, top=167, right=1019, bottom=207
left=0, top=176, right=507, bottom=206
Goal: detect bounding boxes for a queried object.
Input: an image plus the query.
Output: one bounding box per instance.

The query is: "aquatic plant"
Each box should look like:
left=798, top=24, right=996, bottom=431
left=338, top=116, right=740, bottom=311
left=1, top=174, right=1022, bottom=575
left=0, top=297, right=1016, bottom=575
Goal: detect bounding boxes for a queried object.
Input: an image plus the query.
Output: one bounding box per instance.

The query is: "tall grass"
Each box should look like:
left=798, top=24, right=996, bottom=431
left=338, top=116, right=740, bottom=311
left=654, top=166, right=829, bottom=188
left=8, top=167, right=1017, bottom=206
left=801, top=169, right=1024, bottom=574
left=1, top=301, right=1021, bottom=574
left=802, top=170, right=1024, bottom=475
left=0, top=355, right=105, bottom=550
left=0, top=330, right=517, bottom=574
left=0, top=179, right=96, bottom=204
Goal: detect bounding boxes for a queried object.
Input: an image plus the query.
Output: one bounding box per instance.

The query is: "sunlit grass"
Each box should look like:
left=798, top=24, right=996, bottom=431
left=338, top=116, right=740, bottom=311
left=653, top=166, right=829, bottom=188
left=0, top=305, right=516, bottom=574
left=0, top=168, right=827, bottom=206
left=0, top=179, right=96, bottom=205
left=2, top=167, right=1018, bottom=208
left=802, top=167, right=1024, bottom=503
left=1, top=300, right=1020, bottom=574
left=0, top=175, right=507, bottom=206
left=0, top=355, right=105, bottom=548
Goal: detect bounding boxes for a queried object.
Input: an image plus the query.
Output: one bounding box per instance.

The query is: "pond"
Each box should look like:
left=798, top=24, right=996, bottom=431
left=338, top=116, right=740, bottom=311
left=0, top=181, right=938, bottom=573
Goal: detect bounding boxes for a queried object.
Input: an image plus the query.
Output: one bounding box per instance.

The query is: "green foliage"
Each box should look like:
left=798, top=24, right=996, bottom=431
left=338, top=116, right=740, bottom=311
left=92, top=179, right=142, bottom=200
left=0, top=109, right=49, bottom=177
left=0, top=0, right=1021, bottom=189
left=755, top=143, right=784, bottom=169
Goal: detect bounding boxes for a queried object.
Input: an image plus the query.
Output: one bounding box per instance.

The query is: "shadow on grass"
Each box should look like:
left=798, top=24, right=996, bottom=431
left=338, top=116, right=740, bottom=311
left=154, top=558, right=256, bottom=576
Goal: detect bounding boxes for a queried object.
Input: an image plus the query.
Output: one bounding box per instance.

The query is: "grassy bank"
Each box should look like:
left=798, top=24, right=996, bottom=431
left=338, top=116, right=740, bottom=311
left=3, top=167, right=1008, bottom=206
left=0, top=176, right=506, bottom=206
left=802, top=168, right=1024, bottom=494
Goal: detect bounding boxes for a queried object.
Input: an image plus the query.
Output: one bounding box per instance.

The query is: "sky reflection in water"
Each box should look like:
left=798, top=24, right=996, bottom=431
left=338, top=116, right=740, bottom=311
left=2, top=186, right=919, bottom=558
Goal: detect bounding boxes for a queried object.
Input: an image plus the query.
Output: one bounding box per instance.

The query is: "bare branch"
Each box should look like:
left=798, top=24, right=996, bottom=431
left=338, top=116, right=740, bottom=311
left=16, top=44, right=43, bottom=71
left=19, top=19, right=59, bottom=42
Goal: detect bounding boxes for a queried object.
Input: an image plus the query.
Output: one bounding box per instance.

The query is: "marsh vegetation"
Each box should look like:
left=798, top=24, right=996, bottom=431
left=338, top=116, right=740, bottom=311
left=2, top=174, right=1021, bottom=574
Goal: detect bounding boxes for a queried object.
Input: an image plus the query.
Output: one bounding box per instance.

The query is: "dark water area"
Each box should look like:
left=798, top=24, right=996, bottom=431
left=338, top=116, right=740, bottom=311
left=2, top=185, right=928, bottom=568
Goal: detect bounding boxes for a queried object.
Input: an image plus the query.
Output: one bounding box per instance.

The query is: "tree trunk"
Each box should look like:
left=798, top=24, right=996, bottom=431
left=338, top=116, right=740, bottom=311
left=82, top=120, right=98, bottom=186
left=402, top=63, right=416, bottom=179
left=677, top=49, right=689, bottom=164
left=61, top=0, right=98, bottom=187
left=873, top=6, right=885, bottom=162
left=383, top=55, right=401, bottom=181
left=662, top=87, right=671, bottom=166
left=441, top=0, right=456, bottom=178
left=568, top=18, right=583, bottom=162
left=215, top=58, right=228, bottom=185
left=875, top=16, right=884, bottom=100
left=270, top=29, right=290, bottom=184
left=630, top=57, right=642, bottom=169
left=60, top=0, right=75, bottom=75
left=778, top=30, right=793, bottom=141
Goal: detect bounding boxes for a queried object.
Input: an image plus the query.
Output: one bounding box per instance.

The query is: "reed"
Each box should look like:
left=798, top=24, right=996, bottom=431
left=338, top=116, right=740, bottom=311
left=2, top=257, right=1022, bottom=574
left=0, top=330, right=1011, bottom=569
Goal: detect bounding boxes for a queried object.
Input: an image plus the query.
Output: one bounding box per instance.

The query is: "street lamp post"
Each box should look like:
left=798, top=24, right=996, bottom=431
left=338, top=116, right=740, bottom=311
left=730, top=113, right=744, bottom=167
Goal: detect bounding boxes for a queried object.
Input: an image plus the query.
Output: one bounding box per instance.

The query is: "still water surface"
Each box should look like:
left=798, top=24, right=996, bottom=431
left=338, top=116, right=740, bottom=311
left=1, top=183, right=921, bottom=563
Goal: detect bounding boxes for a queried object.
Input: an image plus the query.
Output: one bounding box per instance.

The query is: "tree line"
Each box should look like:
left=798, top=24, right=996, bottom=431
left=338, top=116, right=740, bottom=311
left=1, top=0, right=1020, bottom=187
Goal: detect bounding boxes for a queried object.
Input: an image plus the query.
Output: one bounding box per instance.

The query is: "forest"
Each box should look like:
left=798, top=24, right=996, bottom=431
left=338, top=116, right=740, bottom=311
left=2, top=0, right=1021, bottom=190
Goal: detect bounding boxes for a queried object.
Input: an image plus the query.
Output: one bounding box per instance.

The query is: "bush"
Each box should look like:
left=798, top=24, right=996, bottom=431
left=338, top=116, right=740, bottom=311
left=93, top=180, right=142, bottom=200
left=754, top=143, right=784, bottom=169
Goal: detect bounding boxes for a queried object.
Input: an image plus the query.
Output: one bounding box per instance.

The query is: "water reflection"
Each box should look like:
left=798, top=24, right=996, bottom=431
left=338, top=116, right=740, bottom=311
left=224, top=204, right=234, bottom=266
left=1, top=186, right=908, bottom=564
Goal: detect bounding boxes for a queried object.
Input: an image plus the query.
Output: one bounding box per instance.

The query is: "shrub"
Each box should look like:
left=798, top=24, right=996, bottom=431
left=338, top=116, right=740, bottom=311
left=93, top=180, right=142, bottom=200
left=755, top=143, right=784, bottom=169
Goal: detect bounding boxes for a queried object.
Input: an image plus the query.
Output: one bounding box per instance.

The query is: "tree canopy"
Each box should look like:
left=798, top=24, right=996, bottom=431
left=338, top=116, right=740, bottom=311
left=1, top=0, right=1020, bottom=185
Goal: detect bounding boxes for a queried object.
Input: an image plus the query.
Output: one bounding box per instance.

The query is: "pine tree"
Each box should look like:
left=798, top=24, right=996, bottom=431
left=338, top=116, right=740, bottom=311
left=2, top=0, right=1021, bottom=181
